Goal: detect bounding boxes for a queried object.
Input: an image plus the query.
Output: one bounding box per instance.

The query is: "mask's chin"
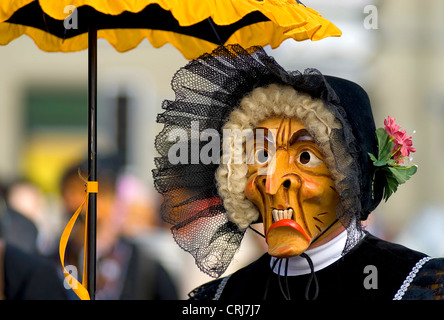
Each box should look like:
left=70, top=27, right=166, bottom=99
left=266, top=220, right=311, bottom=258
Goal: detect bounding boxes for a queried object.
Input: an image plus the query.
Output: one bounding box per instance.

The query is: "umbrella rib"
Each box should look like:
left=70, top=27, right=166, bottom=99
left=206, top=18, right=224, bottom=46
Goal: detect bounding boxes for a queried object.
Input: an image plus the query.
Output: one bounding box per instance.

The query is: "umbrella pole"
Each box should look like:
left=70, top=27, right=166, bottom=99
left=87, top=24, right=98, bottom=300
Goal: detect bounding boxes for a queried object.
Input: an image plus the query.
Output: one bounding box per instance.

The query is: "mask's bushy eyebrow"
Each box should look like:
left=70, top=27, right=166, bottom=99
left=288, top=129, right=314, bottom=146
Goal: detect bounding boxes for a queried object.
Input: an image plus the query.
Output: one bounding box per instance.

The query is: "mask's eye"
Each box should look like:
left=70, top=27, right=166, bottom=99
left=255, top=149, right=269, bottom=165
left=297, top=150, right=323, bottom=167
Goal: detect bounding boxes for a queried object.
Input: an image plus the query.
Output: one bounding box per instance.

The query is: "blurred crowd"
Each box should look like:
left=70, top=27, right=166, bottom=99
left=0, top=155, right=200, bottom=300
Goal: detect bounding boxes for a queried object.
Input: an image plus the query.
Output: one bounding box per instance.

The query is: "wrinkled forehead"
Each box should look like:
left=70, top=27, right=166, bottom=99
left=251, top=117, right=316, bottom=147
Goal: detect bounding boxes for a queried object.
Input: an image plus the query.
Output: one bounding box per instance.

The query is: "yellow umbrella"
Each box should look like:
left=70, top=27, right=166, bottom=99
left=1, top=0, right=341, bottom=57
left=0, top=0, right=341, bottom=300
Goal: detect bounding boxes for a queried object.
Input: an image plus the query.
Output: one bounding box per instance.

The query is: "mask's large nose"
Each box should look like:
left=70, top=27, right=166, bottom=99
left=264, top=150, right=301, bottom=196
left=264, top=148, right=311, bottom=257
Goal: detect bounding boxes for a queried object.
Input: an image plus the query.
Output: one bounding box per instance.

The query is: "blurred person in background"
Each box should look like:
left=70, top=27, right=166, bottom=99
left=0, top=183, right=67, bottom=299
left=55, top=157, right=178, bottom=300
left=1, top=179, right=39, bottom=254
left=116, top=172, right=188, bottom=296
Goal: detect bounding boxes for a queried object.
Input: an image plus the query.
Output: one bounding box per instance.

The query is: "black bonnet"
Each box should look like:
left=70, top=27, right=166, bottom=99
left=322, top=76, right=383, bottom=220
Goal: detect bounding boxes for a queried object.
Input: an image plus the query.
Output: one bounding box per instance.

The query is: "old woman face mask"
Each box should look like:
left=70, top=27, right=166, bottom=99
left=244, top=117, right=341, bottom=258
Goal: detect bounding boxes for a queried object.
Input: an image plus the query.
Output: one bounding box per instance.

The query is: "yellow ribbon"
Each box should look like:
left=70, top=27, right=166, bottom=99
left=59, top=175, right=98, bottom=300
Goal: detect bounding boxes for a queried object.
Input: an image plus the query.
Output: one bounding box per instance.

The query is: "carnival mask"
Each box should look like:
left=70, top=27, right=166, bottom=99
left=244, top=117, right=342, bottom=258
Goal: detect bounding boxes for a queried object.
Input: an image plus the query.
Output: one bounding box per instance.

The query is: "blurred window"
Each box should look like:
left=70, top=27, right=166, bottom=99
left=25, top=87, right=87, bottom=132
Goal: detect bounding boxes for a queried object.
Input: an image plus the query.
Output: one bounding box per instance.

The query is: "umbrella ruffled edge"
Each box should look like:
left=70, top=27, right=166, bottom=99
left=1, top=0, right=341, bottom=36
left=0, top=19, right=338, bottom=59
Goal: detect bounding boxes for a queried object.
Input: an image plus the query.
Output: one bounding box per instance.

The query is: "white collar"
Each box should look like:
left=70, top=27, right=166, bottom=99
left=270, top=230, right=349, bottom=276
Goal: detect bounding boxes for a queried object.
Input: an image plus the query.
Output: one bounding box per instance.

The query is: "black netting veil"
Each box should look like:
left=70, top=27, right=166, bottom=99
left=152, top=45, right=383, bottom=278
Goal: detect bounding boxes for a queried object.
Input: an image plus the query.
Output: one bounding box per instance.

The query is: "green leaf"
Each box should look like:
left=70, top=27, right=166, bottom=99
left=370, top=128, right=418, bottom=202
left=382, top=165, right=417, bottom=201
left=368, top=152, right=378, bottom=163
left=373, top=160, right=387, bottom=167
left=383, top=170, right=399, bottom=201
left=388, top=165, right=417, bottom=184
left=375, top=128, right=394, bottom=161
left=368, top=152, right=387, bottom=166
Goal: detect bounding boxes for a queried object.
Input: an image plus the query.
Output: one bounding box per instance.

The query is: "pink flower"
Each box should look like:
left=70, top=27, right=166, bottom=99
left=393, top=151, right=405, bottom=164
left=393, top=129, right=408, bottom=145
left=384, top=116, right=417, bottom=164
left=393, top=130, right=416, bottom=155
left=391, top=129, right=416, bottom=164
left=399, top=138, right=416, bottom=157
left=384, top=116, right=401, bottom=137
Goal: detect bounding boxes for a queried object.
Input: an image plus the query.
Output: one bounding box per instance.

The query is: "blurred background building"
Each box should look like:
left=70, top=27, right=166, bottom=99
left=1, top=0, right=443, bottom=298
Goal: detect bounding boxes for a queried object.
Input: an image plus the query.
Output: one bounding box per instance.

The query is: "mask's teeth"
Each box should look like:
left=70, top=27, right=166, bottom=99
left=272, top=209, right=278, bottom=223
left=272, top=208, right=294, bottom=222
left=287, top=208, right=293, bottom=219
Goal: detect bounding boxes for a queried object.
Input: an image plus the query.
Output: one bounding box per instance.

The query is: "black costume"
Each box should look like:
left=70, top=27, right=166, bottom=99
left=189, top=233, right=443, bottom=300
